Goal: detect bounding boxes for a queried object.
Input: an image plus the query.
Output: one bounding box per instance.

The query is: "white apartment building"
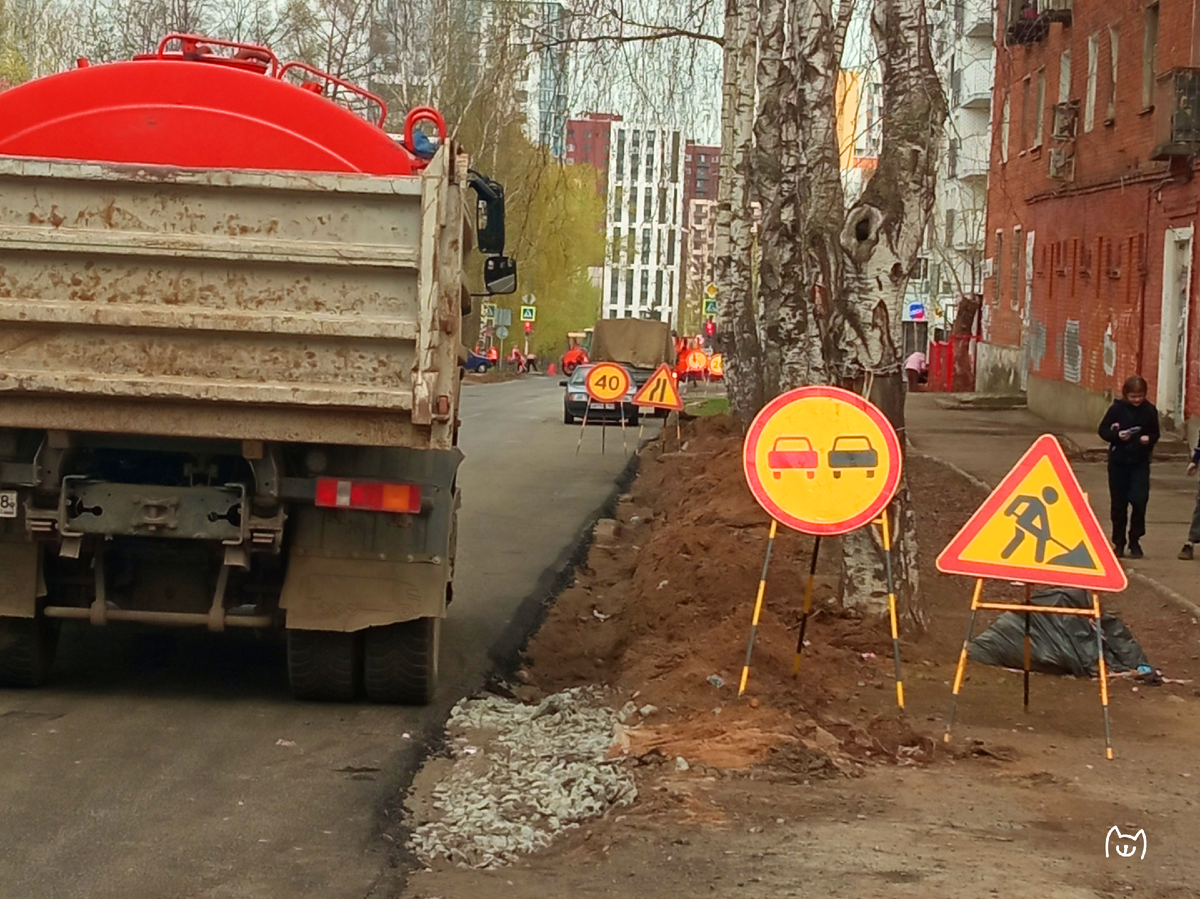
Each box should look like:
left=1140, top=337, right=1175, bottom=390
left=601, top=124, right=686, bottom=323
left=921, top=0, right=996, bottom=337
left=479, top=1, right=570, bottom=158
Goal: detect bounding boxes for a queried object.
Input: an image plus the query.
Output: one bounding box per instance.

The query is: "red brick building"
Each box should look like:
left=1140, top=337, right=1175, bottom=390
left=982, top=0, right=1200, bottom=436
left=683, top=141, right=721, bottom=204
left=566, top=113, right=621, bottom=186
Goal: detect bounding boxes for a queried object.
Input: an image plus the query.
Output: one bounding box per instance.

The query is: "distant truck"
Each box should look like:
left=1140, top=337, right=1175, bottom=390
left=587, top=319, right=677, bottom=408
left=0, top=34, right=516, bottom=703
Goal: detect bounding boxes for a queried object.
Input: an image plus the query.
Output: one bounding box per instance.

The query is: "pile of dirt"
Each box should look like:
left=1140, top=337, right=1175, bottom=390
left=522, top=416, right=938, bottom=773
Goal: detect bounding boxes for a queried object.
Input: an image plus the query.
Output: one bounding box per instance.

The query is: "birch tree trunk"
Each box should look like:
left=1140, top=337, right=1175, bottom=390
left=828, top=0, right=945, bottom=624
left=716, top=0, right=765, bottom=426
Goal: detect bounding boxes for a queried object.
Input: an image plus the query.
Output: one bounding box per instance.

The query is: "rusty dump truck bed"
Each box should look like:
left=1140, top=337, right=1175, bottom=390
left=0, top=149, right=466, bottom=450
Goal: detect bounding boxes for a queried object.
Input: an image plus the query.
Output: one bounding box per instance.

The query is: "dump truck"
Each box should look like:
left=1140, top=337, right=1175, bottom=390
left=0, top=35, right=516, bottom=702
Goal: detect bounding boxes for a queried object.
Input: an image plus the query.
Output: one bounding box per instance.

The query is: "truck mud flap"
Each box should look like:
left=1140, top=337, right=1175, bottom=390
left=280, top=555, right=448, bottom=632
left=0, top=540, right=39, bottom=618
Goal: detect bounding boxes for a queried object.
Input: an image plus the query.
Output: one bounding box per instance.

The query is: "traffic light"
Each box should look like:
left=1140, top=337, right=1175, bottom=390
left=524, top=321, right=532, bottom=334
left=704, top=318, right=715, bottom=337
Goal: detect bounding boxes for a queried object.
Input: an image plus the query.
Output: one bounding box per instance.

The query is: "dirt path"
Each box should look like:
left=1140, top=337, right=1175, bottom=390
left=403, top=419, right=1200, bottom=899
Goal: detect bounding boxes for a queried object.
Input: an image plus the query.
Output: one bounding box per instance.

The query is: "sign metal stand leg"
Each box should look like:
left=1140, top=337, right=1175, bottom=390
left=619, top=409, right=628, bottom=457
left=636, top=419, right=645, bottom=454
left=1023, top=582, right=1032, bottom=711
left=879, top=507, right=905, bottom=711
left=793, top=536, right=821, bottom=673
left=601, top=414, right=606, bottom=455
left=945, top=578, right=984, bottom=743
left=575, top=399, right=591, bottom=456
left=1093, top=591, right=1114, bottom=760
left=738, top=519, right=779, bottom=697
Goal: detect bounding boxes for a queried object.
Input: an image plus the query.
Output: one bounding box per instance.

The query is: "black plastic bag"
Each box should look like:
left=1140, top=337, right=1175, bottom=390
left=968, top=588, right=1150, bottom=677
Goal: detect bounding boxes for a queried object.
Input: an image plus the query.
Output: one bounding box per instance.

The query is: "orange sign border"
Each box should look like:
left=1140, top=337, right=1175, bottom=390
left=936, top=434, right=1127, bottom=592
left=585, top=362, right=632, bottom=403
left=743, top=385, right=903, bottom=536
left=631, top=363, right=684, bottom=411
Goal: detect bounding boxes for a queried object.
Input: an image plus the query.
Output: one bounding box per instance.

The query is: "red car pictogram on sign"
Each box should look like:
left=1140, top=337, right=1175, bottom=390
left=767, top=436, right=819, bottom=480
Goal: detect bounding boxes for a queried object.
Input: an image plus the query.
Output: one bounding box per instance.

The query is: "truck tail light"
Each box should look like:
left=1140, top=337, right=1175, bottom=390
left=315, top=479, right=421, bottom=514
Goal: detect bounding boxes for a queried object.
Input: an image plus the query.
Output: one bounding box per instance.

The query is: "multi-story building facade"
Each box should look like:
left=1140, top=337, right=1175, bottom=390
left=479, top=1, right=570, bottom=158
left=566, top=112, right=621, bottom=185
left=982, top=0, right=1200, bottom=437
left=600, top=123, right=686, bottom=323
left=923, top=0, right=996, bottom=340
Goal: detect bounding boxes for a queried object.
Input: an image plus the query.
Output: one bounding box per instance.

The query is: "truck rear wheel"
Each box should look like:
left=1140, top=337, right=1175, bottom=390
left=363, top=617, right=440, bottom=705
left=287, top=630, right=362, bottom=702
left=0, top=615, right=60, bottom=688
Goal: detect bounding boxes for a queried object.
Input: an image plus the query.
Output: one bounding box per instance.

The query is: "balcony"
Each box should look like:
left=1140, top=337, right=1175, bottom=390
left=1151, top=68, right=1200, bottom=160
left=1005, top=0, right=1071, bottom=46
left=966, top=14, right=994, bottom=39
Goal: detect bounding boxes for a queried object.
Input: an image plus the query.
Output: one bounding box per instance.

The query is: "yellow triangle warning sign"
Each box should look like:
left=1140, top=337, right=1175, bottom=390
left=936, top=434, right=1127, bottom=592
left=631, top=363, right=684, bottom=411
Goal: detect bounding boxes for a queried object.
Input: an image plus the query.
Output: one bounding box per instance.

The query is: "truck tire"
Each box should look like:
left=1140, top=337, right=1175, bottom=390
left=287, top=629, right=361, bottom=702
left=0, top=615, right=60, bottom=688
left=363, top=617, right=440, bottom=705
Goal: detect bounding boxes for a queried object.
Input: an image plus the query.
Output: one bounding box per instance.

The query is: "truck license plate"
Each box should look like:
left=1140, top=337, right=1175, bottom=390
left=0, top=491, right=17, bottom=519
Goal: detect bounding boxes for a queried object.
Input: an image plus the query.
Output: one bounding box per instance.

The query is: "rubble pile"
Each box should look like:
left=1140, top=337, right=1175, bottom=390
left=409, top=687, right=637, bottom=868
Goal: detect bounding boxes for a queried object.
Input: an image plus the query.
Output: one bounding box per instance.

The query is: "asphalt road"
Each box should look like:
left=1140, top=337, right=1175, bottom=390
left=0, top=378, right=648, bottom=899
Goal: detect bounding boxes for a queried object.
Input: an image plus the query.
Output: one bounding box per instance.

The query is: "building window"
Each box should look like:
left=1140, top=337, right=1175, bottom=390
left=655, top=271, right=664, bottom=304
left=642, top=228, right=652, bottom=262
left=1000, top=94, right=1010, bottom=163
left=625, top=269, right=634, bottom=301
left=945, top=208, right=956, bottom=248
left=644, top=189, right=652, bottom=220
left=613, top=188, right=623, bottom=222
left=626, top=231, right=635, bottom=261
left=629, top=187, right=638, bottom=221
left=610, top=268, right=619, bottom=300
left=615, top=131, right=625, bottom=180
left=1059, top=50, right=1072, bottom=103
left=611, top=227, right=622, bottom=263
left=1108, top=27, right=1119, bottom=122
left=641, top=270, right=650, bottom=303
left=1021, top=76, right=1031, bottom=149
left=1143, top=4, right=1158, bottom=110
left=658, top=187, right=668, bottom=224
left=671, top=133, right=681, bottom=179
left=1085, top=33, right=1099, bottom=132
left=1011, top=226, right=1022, bottom=310
left=667, top=230, right=676, bottom=265
left=1035, top=68, right=1046, bottom=146
left=994, top=229, right=1004, bottom=302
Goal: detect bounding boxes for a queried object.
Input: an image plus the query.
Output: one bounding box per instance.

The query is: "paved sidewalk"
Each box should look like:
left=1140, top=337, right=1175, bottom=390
left=906, top=392, right=1200, bottom=615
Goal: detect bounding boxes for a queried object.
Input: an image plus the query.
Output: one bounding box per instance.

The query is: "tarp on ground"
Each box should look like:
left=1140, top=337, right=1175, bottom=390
left=589, top=319, right=675, bottom=369
left=968, top=588, right=1150, bottom=677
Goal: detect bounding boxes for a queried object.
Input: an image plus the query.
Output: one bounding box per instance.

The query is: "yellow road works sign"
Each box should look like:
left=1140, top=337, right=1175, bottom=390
left=937, top=435, right=1127, bottom=591
left=743, top=386, right=902, bottom=535
left=686, top=349, right=708, bottom=372
left=632, top=363, right=684, bottom=411
left=585, top=363, right=631, bottom=403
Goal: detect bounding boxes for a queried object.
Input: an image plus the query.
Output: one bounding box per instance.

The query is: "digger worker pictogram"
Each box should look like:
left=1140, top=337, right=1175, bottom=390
left=1000, top=486, right=1095, bottom=569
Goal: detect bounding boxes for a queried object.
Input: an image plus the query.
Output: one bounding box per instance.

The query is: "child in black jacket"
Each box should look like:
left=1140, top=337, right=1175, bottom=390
left=1098, top=375, right=1160, bottom=558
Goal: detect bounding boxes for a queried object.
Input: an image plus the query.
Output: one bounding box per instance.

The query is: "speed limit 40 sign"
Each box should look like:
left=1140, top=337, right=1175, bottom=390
left=585, top=363, right=631, bottom=403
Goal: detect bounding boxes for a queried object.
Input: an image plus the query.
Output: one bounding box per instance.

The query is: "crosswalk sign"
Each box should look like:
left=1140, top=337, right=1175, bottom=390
left=481, top=303, right=497, bottom=321
left=520, top=305, right=536, bottom=322
left=936, top=435, right=1127, bottom=591
left=631, top=364, right=684, bottom=411
left=704, top=299, right=718, bottom=315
